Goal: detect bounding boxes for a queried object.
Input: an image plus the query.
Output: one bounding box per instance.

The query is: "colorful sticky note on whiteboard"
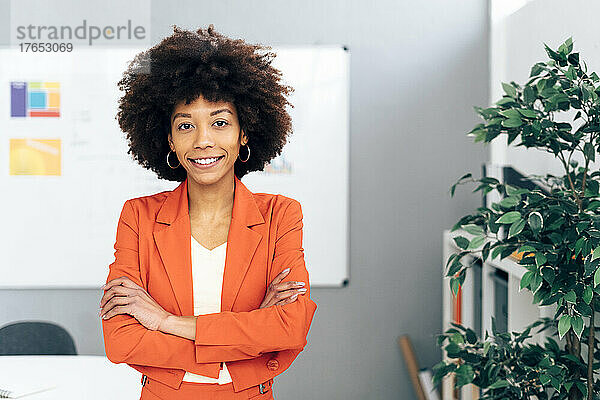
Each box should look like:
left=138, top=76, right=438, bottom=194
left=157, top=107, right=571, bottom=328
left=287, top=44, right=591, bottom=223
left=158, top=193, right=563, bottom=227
left=9, top=138, right=61, bottom=175
left=10, top=81, right=61, bottom=117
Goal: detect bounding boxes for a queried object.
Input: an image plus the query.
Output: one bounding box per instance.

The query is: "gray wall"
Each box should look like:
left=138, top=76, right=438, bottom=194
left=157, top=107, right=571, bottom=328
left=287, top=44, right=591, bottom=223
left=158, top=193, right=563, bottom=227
left=0, top=1, right=489, bottom=398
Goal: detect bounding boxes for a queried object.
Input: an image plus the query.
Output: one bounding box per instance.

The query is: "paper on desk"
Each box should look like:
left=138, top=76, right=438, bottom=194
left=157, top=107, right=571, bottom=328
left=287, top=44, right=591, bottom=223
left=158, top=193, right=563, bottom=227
left=0, top=377, right=56, bottom=398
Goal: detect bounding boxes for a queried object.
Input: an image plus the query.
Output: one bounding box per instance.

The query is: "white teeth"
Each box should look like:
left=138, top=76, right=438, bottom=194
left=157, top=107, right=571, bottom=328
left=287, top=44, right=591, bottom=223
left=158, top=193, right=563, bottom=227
left=192, top=157, right=220, bottom=165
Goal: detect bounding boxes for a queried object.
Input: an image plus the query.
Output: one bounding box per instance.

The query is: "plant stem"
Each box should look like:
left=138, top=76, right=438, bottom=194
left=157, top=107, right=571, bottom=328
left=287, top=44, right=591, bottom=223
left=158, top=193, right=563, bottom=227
left=581, top=156, right=590, bottom=195
left=566, top=328, right=574, bottom=359
left=559, top=152, right=582, bottom=209
left=581, top=131, right=596, bottom=206
left=568, top=329, right=582, bottom=400
left=588, top=302, right=595, bottom=400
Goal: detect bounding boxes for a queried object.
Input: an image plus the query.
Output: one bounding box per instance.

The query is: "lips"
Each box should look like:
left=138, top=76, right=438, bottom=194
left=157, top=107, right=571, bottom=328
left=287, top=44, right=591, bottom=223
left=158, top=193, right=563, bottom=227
left=188, top=155, right=224, bottom=168
left=189, top=155, right=224, bottom=160
left=188, top=155, right=224, bottom=162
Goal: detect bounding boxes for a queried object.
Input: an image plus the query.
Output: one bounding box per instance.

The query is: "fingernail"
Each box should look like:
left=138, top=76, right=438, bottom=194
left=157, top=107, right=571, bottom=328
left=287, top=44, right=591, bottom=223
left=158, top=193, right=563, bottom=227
left=101, top=284, right=106, bottom=290
left=297, top=282, right=305, bottom=286
left=291, top=294, right=298, bottom=300
left=298, top=288, right=307, bottom=292
left=283, top=268, right=290, bottom=273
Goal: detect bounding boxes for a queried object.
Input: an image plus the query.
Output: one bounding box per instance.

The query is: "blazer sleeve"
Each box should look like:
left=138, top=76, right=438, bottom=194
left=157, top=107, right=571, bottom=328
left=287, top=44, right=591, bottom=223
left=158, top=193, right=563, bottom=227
left=101, top=200, right=252, bottom=374
left=192, top=198, right=318, bottom=364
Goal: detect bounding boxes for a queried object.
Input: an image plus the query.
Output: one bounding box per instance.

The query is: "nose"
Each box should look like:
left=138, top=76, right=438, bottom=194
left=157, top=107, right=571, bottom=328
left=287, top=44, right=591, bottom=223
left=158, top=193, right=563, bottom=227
left=192, top=125, right=215, bottom=148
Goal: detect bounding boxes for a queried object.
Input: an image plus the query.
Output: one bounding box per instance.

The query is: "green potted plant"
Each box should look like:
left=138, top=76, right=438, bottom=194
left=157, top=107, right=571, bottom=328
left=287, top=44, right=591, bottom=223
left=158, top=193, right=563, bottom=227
left=434, top=37, right=600, bottom=400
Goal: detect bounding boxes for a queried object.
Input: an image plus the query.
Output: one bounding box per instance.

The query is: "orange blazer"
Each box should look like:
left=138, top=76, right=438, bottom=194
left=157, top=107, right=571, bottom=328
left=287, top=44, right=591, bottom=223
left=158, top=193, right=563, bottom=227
left=101, top=175, right=317, bottom=393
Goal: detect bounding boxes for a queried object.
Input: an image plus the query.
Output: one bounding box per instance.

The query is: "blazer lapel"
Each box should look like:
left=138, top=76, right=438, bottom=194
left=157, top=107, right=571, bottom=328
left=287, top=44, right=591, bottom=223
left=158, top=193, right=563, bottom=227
left=153, top=175, right=264, bottom=316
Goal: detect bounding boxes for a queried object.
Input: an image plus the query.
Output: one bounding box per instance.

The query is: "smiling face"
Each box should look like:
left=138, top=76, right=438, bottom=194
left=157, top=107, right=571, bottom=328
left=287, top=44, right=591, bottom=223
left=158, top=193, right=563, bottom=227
left=168, top=94, right=248, bottom=186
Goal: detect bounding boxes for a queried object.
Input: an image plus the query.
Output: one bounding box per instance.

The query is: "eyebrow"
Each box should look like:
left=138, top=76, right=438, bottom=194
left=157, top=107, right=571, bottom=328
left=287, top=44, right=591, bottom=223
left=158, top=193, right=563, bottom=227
left=172, top=109, right=233, bottom=123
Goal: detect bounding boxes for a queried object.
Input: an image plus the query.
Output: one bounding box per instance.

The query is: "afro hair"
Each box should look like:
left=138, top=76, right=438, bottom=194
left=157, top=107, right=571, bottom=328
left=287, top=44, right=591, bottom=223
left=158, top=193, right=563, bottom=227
left=115, top=24, right=295, bottom=181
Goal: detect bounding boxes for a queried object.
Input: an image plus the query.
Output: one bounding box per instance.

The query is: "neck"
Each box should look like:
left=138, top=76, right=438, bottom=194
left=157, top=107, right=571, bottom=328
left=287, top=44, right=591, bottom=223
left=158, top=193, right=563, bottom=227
left=186, top=173, right=235, bottom=222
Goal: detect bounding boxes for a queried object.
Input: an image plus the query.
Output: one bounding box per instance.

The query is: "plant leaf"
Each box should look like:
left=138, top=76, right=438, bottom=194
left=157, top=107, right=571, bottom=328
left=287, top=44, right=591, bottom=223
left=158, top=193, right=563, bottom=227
left=508, top=218, right=526, bottom=238
left=594, top=266, right=600, bottom=287
left=451, top=278, right=460, bottom=296
left=462, top=224, right=484, bottom=236
left=455, top=364, right=475, bottom=387
left=592, top=246, right=600, bottom=261
left=517, top=108, right=537, bottom=118
left=488, top=380, right=509, bottom=389
left=528, top=212, right=543, bottom=234
left=564, top=290, right=577, bottom=304
left=558, top=315, right=571, bottom=339
left=496, top=211, right=521, bottom=224
left=572, top=316, right=584, bottom=340
left=584, top=286, right=593, bottom=304
left=502, top=117, right=523, bottom=128
left=520, top=271, right=533, bottom=290
left=467, top=235, right=486, bottom=250
left=453, top=236, right=469, bottom=250
left=499, top=195, right=520, bottom=208
left=502, top=82, right=517, bottom=98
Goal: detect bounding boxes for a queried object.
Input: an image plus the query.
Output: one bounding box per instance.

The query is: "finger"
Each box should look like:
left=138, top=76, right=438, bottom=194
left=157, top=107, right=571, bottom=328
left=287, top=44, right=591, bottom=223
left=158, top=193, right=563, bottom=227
left=114, top=280, right=149, bottom=302
left=274, top=280, right=305, bottom=291
left=111, top=279, right=150, bottom=304
left=100, top=285, right=137, bottom=308
left=101, top=297, right=130, bottom=319
left=266, top=268, right=292, bottom=298
left=116, top=278, right=143, bottom=290
left=260, top=287, right=291, bottom=309
left=101, top=305, right=129, bottom=320
left=100, top=285, right=128, bottom=308
left=272, top=288, right=305, bottom=301
left=261, top=268, right=294, bottom=308
left=269, top=268, right=291, bottom=286
left=262, top=289, right=303, bottom=308
left=272, top=290, right=296, bottom=304
left=101, top=276, right=131, bottom=291
left=100, top=295, right=130, bottom=317
left=276, top=293, right=299, bottom=306
left=264, top=280, right=301, bottom=304
left=261, top=290, right=275, bottom=307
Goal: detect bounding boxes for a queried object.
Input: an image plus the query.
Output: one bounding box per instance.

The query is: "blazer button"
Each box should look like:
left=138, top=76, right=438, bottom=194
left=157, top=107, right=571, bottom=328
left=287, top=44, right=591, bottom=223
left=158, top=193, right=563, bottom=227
left=266, top=359, right=279, bottom=371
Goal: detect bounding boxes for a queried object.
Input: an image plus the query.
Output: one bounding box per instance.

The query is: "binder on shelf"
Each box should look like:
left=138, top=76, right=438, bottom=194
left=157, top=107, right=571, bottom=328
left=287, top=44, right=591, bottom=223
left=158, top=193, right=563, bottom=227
left=418, top=368, right=441, bottom=400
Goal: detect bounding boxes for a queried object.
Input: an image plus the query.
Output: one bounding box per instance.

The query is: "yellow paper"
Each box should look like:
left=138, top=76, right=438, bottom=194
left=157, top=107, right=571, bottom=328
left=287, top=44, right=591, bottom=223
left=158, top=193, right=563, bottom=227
left=9, top=138, right=61, bottom=175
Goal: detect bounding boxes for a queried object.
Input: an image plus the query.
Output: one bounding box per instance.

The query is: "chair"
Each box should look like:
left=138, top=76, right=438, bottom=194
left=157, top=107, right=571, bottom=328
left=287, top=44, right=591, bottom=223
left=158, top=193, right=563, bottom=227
left=0, top=321, right=77, bottom=355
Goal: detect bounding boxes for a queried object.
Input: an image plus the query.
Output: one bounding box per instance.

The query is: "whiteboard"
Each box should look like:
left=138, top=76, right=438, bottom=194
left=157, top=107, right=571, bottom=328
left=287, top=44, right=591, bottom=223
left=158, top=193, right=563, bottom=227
left=0, top=45, right=349, bottom=288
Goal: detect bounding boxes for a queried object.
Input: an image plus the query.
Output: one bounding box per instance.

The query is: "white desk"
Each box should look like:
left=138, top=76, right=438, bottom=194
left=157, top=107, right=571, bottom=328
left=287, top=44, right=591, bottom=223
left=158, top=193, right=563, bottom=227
left=0, top=355, right=141, bottom=399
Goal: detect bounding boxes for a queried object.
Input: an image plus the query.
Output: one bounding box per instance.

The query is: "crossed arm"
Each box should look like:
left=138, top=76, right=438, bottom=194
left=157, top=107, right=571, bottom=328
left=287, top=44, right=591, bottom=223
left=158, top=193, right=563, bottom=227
left=100, top=199, right=317, bottom=370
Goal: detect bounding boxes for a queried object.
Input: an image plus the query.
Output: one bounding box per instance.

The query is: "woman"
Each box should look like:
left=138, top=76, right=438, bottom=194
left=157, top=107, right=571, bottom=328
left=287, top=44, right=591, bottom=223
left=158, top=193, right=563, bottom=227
left=98, top=25, right=317, bottom=399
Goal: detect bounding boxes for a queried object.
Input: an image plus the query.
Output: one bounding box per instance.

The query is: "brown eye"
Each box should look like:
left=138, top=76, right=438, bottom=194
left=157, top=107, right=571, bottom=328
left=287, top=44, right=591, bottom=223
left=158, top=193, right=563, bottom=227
left=178, top=122, right=193, bottom=131
left=214, top=120, right=229, bottom=127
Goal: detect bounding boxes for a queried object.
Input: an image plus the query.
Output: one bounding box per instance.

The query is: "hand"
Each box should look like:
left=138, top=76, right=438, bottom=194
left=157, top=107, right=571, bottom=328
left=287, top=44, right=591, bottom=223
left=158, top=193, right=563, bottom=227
left=259, top=268, right=307, bottom=309
left=99, top=276, right=171, bottom=331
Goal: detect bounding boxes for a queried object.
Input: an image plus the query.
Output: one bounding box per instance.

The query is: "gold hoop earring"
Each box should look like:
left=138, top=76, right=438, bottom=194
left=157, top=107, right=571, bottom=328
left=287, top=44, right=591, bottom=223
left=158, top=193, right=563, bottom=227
left=167, top=150, right=181, bottom=169
left=238, top=144, right=250, bottom=163
left=238, top=144, right=250, bottom=162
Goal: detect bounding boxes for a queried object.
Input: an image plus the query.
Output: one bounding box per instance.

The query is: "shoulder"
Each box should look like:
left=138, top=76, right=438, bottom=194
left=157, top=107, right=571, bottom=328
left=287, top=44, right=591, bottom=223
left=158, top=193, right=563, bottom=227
left=252, top=192, right=303, bottom=225
left=253, top=192, right=301, bottom=211
left=125, top=190, right=170, bottom=208
left=118, top=189, right=171, bottom=221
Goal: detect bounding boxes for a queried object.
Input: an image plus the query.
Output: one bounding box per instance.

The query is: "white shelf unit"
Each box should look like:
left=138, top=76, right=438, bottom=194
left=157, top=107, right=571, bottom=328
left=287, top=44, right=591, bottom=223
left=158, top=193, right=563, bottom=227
left=441, top=229, right=556, bottom=400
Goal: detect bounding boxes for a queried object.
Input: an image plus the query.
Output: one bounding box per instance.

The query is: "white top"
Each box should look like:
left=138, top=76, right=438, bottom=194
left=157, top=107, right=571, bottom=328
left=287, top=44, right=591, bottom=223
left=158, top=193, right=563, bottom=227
left=182, top=236, right=233, bottom=384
